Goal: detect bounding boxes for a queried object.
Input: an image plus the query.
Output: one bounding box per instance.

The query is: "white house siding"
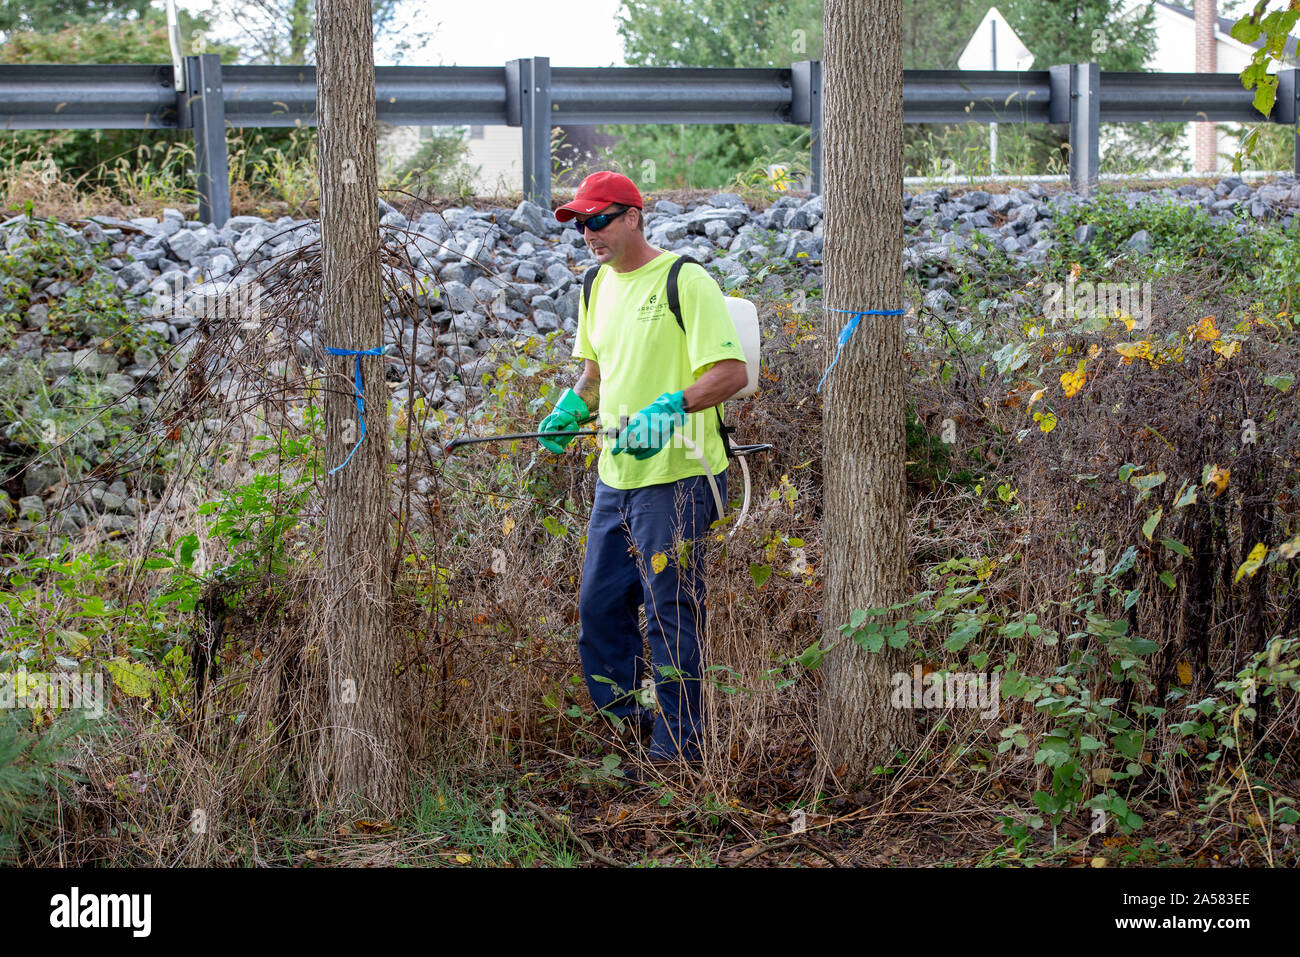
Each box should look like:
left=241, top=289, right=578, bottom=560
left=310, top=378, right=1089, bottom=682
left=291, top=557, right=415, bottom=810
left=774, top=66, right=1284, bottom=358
left=465, top=125, right=524, bottom=195
left=377, top=124, right=426, bottom=180
left=374, top=124, right=522, bottom=194
left=1123, top=0, right=1288, bottom=171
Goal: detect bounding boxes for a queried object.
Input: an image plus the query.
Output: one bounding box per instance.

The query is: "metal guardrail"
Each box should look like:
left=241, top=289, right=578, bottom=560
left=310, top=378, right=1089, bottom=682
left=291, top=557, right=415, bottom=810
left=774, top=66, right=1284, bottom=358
left=2, top=55, right=1297, bottom=227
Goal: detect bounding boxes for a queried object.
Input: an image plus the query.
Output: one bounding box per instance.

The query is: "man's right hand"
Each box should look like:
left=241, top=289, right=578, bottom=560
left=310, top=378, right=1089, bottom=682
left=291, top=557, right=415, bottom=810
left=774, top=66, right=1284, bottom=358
left=538, top=387, right=591, bottom=453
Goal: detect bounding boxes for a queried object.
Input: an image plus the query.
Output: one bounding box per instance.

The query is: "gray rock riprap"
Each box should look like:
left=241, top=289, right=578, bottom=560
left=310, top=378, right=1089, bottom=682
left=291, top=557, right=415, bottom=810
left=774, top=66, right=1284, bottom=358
left=4, top=177, right=1299, bottom=535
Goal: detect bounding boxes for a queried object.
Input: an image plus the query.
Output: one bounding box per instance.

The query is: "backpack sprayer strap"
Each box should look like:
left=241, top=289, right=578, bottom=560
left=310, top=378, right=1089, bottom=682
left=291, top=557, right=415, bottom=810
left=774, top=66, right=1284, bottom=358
left=666, top=256, right=738, bottom=460
left=583, top=255, right=749, bottom=460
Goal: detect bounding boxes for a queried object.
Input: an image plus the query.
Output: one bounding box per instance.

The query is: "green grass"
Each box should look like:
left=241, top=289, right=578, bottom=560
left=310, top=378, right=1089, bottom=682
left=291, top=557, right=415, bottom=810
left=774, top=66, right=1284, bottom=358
left=407, top=772, right=581, bottom=867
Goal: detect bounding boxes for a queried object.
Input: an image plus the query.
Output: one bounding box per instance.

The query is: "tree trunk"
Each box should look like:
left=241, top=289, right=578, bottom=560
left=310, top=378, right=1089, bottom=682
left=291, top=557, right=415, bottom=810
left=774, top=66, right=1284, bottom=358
left=316, top=0, right=406, bottom=812
left=818, top=0, right=914, bottom=787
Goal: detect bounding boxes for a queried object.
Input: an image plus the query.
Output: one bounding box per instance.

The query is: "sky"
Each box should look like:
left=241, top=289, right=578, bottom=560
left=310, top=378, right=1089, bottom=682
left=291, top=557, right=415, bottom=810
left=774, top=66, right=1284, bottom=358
left=166, top=0, right=628, bottom=67
left=379, top=0, right=629, bottom=68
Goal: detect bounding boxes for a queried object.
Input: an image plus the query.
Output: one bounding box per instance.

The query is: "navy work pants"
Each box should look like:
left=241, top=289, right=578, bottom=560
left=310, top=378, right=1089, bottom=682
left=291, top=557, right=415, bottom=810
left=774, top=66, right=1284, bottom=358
left=578, top=472, right=726, bottom=761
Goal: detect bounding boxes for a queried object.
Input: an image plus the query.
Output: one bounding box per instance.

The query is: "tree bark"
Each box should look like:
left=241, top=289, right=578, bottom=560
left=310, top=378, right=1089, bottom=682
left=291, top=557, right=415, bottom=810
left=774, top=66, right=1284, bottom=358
left=316, top=0, right=406, bottom=812
left=818, top=0, right=914, bottom=787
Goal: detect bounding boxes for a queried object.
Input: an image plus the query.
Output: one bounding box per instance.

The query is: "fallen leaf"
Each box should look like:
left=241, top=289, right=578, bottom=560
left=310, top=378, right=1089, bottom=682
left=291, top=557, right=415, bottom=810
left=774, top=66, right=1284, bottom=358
left=1204, top=465, right=1230, bottom=498
left=1188, top=315, right=1219, bottom=342
left=1060, top=360, right=1087, bottom=397
left=1234, top=542, right=1268, bottom=583
left=1115, top=340, right=1161, bottom=367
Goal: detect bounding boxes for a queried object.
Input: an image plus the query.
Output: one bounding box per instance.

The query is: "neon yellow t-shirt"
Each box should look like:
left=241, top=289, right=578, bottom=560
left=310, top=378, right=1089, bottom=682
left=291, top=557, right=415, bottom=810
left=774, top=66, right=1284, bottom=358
left=573, top=249, right=748, bottom=490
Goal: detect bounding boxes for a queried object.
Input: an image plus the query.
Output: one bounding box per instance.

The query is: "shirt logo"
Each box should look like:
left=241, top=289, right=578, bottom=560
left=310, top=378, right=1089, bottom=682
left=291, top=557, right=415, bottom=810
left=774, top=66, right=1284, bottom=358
left=722, top=340, right=735, bottom=347
left=636, top=293, right=666, bottom=322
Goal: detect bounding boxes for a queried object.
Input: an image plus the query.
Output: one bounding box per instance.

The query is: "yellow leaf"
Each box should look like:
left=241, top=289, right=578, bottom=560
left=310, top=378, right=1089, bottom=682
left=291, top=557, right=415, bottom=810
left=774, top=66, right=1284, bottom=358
left=1176, top=661, right=1193, bottom=685
left=1090, top=856, right=1108, bottom=868
left=1235, top=543, right=1268, bottom=583
left=1028, top=388, right=1046, bottom=407
left=1115, top=340, right=1156, bottom=366
left=1033, top=411, right=1057, bottom=433
left=1087, top=344, right=1102, bottom=358
left=1117, top=310, right=1136, bottom=332
left=1205, top=465, right=1230, bottom=498
left=502, top=515, right=515, bottom=537
left=1188, top=315, right=1219, bottom=342
left=1060, top=360, right=1087, bottom=398
left=1211, top=339, right=1240, bottom=359
left=454, top=853, right=472, bottom=864
left=651, top=552, right=668, bottom=574
left=106, top=657, right=153, bottom=699
left=1278, top=535, right=1300, bottom=561
left=60, top=629, right=90, bottom=655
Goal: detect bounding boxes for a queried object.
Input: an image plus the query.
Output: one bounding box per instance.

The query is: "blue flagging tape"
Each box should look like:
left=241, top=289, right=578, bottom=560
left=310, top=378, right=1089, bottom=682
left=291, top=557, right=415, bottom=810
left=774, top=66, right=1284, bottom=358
left=325, top=344, right=387, bottom=474
left=815, top=306, right=906, bottom=393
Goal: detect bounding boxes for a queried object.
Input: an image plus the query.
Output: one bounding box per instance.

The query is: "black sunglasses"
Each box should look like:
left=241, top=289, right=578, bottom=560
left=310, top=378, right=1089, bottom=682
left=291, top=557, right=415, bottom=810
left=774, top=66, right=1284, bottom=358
left=577, top=206, right=632, bottom=232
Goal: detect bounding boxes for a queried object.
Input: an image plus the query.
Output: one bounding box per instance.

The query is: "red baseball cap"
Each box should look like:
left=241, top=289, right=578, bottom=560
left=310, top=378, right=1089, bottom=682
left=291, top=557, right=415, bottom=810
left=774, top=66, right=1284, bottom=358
left=554, top=171, right=643, bottom=223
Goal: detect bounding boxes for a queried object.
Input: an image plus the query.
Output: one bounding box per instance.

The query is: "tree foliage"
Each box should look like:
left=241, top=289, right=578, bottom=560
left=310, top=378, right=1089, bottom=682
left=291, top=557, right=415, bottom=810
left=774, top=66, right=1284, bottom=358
left=207, top=0, right=431, bottom=65
left=0, top=9, right=247, bottom=189
left=1001, top=0, right=1157, bottom=72
left=0, top=0, right=152, bottom=35
left=606, top=0, right=1162, bottom=188
left=993, top=1, right=1161, bottom=173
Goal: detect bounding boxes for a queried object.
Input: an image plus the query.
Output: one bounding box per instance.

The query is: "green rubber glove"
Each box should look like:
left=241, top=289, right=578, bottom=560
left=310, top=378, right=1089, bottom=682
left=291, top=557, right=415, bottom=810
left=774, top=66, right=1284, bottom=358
left=537, top=387, right=590, bottom=454
left=611, top=391, right=687, bottom=460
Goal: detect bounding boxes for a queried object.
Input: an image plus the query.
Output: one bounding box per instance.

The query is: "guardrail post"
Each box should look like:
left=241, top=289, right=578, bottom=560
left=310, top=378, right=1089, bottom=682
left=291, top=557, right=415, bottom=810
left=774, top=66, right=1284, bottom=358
left=791, top=60, right=822, bottom=194
left=180, top=53, right=231, bottom=226
left=507, top=56, right=552, bottom=207
left=1050, top=61, right=1099, bottom=195
left=1277, top=68, right=1300, bottom=175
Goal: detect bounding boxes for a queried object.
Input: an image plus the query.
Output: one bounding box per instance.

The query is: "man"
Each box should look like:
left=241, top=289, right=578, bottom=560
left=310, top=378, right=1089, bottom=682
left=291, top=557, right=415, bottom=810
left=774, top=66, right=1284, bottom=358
left=537, top=171, right=748, bottom=766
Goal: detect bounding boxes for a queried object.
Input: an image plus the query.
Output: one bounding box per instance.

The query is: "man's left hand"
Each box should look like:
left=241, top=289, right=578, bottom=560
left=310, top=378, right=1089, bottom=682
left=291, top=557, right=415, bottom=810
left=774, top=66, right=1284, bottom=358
left=611, top=391, right=687, bottom=459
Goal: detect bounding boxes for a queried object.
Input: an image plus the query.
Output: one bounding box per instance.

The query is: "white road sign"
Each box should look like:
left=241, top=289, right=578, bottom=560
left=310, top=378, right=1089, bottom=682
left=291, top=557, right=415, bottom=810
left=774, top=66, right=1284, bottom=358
left=958, top=6, right=1035, bottom=72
